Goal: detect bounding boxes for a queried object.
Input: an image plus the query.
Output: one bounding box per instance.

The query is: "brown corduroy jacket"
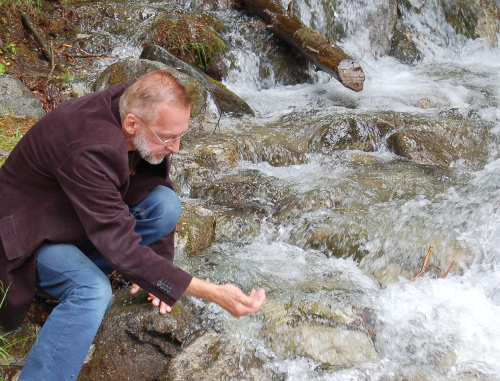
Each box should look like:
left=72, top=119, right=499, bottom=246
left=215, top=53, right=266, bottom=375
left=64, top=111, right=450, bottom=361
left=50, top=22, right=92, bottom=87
left=0, top=83, right=192, bottom=330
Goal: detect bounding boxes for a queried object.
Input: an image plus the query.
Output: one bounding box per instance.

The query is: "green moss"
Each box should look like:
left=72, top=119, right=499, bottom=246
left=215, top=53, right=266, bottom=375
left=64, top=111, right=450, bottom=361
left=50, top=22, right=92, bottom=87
left=151, top=12, right=226, bottom=73
left=443, top=5, right=477, bottom=38
left=0, top=115, right=35, bottom=167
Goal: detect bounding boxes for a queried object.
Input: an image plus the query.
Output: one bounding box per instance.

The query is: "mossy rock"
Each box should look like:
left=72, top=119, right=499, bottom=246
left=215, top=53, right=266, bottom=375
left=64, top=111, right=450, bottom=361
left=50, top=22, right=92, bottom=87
left=150, top=11, right=227, bottom=79
left=176, top=202, right=216, bottom=257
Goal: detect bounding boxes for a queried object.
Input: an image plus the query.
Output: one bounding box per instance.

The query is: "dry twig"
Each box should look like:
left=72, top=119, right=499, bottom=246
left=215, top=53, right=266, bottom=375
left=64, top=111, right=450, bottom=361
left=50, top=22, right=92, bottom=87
left=411, top=245, right=456, bottom=281
left=411, top=245, right=434, bottom=282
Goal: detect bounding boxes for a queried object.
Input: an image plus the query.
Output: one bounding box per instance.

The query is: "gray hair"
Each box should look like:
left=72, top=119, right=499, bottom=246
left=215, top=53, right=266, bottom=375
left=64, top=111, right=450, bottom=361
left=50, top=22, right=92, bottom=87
left=119, top=71, right=191, bottom=124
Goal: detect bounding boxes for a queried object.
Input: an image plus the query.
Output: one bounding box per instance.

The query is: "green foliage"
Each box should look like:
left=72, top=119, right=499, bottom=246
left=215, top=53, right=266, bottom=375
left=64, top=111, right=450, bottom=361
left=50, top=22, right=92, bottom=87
left=0, top=0, right=42, bottom=11
left=182, top=42, right=209, bottom=70
left=0, top=282, right=12, bottom=368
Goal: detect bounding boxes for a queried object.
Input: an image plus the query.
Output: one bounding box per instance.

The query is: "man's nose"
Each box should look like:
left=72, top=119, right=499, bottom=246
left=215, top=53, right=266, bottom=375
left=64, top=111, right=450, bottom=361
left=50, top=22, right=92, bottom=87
left=166, top=139, right=181, bottom=153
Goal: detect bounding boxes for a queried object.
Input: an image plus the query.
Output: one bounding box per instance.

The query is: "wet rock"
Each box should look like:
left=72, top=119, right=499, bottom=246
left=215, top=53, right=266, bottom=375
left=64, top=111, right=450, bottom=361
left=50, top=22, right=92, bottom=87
left=309, top=115, right=395, bottom=153
left=274, top=323, right=378, bottom=366
left=92, top=58, right=208, bottom=122
left=261, top=296, right=378, bottom=367
left=190, top=169, right=291, bottom=215
left=390, top=22, right=423, bottom=64
left=159, top=330, right=277, bottom=380
left=213, top=208, right=263, bottom=243
left=442, top=0, right=500, bottom=44
left=148, top=11, right=227, bottom=80
left=171, top=136, right=241, bottom=192
left=262, top=298, right=378, bottom=367
left=189, top=136, right=241, bottom=172
left=176, top=202, right=217, bottom=257
left=387, top=112, right=486, bottom=168
left=368, top=0, right=398, bottom=57
left=78, top=290, right=202, bottom=381
left=0, top=75, right=45, bottom=119
left=233, top=131, right=308, bottom=166
left=396, top=0, right=500, bottom=53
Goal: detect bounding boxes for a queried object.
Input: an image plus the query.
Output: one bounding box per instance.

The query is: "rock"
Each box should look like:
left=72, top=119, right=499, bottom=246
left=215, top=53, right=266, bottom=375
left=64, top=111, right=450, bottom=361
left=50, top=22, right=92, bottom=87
left=176, top=202, right=217, bottom=257
left=390, top=23, right=423, bottom=64
left=148, top=11, right=227, bottom=79
left=386, top=112, right=486, bottom=168
left=261, top=297, right=378, bottom=367
left=442, top=0, right=500, bottom=44
left=0, top=75, right=45, bottom=119
left=78, top=290, right=202, bottom=381
left=170, top=136, right=241, bottom=192
left=308, top=116, right=387, bottom=153
left=189, top=169, right=291, bottom=216
left=368, top=0, right=398, bottom=57
left=159, top=330, right=277, bottom=381
left=265, top=320, right=379, bottom=367
left=92, top=58, right=208, bottom=122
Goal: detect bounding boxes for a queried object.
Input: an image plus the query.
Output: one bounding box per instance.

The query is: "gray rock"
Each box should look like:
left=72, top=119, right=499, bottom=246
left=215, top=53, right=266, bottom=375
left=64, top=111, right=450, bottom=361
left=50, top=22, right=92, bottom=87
left=78, top=290, right=202, bottom=381
left=0, top=75, right=45, bottom=119
left=159, top=330, right=277, bottom=381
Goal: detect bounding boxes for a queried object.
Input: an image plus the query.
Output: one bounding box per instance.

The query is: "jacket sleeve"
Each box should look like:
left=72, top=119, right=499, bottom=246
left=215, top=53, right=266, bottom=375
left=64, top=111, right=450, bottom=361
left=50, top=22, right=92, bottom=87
left=55, top=143, right=192, bottom=306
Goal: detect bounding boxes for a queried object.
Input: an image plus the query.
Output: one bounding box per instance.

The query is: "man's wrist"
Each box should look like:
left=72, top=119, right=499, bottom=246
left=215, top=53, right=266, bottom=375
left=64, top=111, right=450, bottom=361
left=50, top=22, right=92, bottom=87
left=184, top=276, right=219, bottom=303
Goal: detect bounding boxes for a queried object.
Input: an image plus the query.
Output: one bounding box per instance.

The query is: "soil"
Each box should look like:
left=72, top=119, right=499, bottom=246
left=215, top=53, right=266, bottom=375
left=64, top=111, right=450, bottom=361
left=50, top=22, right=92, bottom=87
left=0, top=1, right=88, bottom=113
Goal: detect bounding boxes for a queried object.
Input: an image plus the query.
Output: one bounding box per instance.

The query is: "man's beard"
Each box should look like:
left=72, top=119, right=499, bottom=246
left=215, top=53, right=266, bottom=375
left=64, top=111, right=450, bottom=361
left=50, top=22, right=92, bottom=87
left=132, top=128, right=170, bottom=165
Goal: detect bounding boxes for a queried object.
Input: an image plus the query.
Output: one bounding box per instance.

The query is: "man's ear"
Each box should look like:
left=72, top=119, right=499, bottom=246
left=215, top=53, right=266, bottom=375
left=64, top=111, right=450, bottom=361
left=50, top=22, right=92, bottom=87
left=122, top=113, right=138, bottom=136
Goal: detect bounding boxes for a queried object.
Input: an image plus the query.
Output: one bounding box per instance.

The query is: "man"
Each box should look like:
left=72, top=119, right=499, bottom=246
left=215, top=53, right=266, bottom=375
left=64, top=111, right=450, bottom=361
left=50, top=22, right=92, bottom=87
left=0, top=70, right=266, bottom=380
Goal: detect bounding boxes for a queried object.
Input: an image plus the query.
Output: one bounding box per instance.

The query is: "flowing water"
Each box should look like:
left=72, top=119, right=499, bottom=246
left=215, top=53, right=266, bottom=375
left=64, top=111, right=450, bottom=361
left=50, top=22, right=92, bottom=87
left=78, top=0, right=500, bottom=379
left=188, top=2, right=500, bottom=379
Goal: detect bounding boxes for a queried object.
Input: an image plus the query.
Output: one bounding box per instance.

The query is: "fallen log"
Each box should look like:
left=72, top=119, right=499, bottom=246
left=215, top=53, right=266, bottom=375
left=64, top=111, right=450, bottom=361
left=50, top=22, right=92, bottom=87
left=240, top=0, right=365, bottom=91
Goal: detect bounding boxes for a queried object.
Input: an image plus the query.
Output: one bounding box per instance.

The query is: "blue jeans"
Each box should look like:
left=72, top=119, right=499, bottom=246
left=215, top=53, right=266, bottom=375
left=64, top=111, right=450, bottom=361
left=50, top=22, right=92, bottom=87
left=19, top=186, right=182, bottom=380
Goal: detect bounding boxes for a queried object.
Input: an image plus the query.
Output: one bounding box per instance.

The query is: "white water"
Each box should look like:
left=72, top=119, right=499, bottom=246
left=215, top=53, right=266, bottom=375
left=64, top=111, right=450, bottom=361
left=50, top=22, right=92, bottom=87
left=206, top=1, right=500, bottom=379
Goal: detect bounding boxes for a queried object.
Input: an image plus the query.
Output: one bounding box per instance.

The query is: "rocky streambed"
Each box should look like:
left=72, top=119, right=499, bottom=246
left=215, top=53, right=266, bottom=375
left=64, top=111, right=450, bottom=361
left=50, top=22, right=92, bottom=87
left=2, top=0, right=500, bottom=379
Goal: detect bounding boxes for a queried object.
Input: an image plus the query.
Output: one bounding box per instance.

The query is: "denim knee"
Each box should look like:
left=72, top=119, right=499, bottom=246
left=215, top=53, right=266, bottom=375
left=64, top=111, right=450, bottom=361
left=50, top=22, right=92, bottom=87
left=64, top=271, right=114, bottom=315
left=152, top=187, right=183, bottom=235
left=131, top=186, right=183, bottom=243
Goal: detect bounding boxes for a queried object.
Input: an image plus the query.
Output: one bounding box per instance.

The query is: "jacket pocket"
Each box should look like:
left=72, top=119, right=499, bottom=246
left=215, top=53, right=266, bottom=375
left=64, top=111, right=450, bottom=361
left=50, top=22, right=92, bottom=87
left=0, top=215, right=24, bottom=260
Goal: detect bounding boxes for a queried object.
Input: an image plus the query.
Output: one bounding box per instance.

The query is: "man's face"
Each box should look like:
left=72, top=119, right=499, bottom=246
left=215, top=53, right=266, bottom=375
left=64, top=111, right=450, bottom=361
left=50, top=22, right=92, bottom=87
left=132, top=127, right=168, bottom=165
left=131, top=104, right=190, bottom=165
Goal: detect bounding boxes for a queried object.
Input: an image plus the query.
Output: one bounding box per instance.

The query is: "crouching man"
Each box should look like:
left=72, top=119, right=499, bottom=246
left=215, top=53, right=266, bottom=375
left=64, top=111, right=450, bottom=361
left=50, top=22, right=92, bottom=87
left=0, top=70, right=265, bottom=380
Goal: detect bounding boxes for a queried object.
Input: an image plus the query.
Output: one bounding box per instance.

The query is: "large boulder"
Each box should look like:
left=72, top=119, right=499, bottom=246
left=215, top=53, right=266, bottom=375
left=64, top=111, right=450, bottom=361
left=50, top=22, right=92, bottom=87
left=387, top=112, right=487, bottom=168
left=0, top=75, right=45, bottom=119
left=158, top=330, right=277, bottom=380
left=78, top=290, right=202, bottom=381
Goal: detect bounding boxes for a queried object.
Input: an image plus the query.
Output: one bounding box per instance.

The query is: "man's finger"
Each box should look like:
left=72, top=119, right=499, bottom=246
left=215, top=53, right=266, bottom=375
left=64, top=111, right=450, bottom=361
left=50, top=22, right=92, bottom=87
left=159, top=302, right=172, bottom=315
left=130, top=283, right=141, bottom=294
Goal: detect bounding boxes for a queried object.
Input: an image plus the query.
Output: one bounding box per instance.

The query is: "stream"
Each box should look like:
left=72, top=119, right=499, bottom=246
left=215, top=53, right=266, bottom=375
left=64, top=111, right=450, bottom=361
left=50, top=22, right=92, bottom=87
left=73, top=0, right=500, bottom=379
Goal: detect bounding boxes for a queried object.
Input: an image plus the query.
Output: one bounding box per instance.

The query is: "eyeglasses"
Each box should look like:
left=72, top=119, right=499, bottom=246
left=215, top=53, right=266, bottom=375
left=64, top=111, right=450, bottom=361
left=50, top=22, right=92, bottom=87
left=134, top=114, right=185, bottom=147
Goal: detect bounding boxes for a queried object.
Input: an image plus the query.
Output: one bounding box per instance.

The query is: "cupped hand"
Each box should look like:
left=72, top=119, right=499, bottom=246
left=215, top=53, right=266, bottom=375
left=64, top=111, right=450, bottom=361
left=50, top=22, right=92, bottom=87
left=130, top=283, right=172, bottom=314
left=214, top=284, right=266, bottom=318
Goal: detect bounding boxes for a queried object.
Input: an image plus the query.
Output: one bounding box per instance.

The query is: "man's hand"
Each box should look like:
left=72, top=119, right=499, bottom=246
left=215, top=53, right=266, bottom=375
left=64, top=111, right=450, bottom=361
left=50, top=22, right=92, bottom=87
left=184, top=277, right=266, bottom=318
left=130, top=283, right=172, bottom=315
